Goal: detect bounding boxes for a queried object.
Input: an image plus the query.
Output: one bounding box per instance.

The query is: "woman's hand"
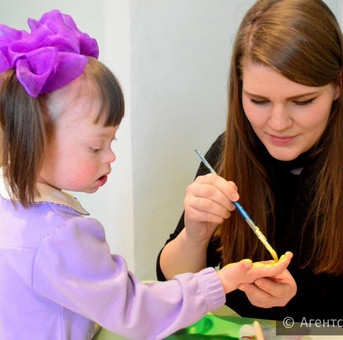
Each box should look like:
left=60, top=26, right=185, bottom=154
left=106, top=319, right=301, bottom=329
left=237, top=255, right=297, bottom=308
left=218, top=252, right=295, bottom=296
left=183, top=173, right=239, bottom=243
left=159, top=173, right=239, bottom=279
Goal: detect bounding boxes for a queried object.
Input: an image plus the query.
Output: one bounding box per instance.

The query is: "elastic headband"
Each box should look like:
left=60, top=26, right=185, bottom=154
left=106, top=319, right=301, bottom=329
left=0, top=9, right=99, bottom=98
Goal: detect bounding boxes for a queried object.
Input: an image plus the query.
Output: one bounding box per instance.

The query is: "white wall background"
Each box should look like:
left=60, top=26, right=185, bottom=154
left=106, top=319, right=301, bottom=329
left=0, top=0, right=341, bottom=280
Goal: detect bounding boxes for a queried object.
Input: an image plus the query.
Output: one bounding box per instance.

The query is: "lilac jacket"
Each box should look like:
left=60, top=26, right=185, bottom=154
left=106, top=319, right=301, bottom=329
left=0, top=175, right=225, bottom=340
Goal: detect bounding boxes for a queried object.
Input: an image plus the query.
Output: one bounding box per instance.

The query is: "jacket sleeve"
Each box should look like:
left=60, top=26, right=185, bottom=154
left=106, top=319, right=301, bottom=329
left=156, top=132, right=225, bottom=281
left=32, top=216, right=225, bottom=340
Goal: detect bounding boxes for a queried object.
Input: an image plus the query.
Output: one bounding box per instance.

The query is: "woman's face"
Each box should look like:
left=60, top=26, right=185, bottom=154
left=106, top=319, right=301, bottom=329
left=241, top=62, right=340, bottom=161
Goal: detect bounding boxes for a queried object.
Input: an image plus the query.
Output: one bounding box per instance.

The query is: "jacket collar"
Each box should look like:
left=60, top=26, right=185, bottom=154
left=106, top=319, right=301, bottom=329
left=0, top=168, right=89, bottom=215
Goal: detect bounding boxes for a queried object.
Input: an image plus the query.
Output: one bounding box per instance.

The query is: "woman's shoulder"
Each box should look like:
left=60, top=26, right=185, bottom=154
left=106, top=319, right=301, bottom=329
left=207, top=132, right=225, bottom=152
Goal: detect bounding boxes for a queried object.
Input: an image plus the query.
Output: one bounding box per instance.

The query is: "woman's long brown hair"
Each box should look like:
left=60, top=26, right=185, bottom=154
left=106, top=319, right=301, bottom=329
left=218, top=0, right=343, bottom=275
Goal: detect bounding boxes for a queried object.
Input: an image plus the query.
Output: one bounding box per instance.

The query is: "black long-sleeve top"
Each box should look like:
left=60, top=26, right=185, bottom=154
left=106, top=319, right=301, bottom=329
left=156, top=133, right=343, bottom=322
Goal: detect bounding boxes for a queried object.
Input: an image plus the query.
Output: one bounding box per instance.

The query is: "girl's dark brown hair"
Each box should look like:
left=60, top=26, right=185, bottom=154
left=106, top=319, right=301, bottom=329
left=218, top=0, right=343, bottom=275
left=0, top=57, right=124, bottom=207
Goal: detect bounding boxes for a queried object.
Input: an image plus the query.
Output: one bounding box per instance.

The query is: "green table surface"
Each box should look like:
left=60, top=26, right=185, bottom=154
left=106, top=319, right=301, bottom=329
left=94, top=306, right=274, bottom=339
left=94, top=305, right=343, bottom=339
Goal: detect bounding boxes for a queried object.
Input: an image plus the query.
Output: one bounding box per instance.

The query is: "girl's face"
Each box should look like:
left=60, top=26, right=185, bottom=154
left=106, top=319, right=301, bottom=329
left=242, top=62, right=340, bottom=161
left=39, top=78, right=119, bottom=193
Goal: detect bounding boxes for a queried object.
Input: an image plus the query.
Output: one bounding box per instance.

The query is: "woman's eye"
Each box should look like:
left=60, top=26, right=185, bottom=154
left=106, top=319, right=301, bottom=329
left=294, top=98, right=315, bottom=106
left=250, top=98, right=268, bottom=105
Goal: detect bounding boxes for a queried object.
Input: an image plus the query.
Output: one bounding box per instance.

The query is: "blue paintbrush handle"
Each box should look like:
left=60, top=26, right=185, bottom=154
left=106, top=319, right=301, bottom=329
left=194, top=149, right=278, bottom=261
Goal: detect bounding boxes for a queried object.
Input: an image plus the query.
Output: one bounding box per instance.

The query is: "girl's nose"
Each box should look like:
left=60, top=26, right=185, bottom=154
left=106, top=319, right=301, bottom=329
left=104, top=148, right=116, bottom=163
left=110, top=150, right=116, bottom=163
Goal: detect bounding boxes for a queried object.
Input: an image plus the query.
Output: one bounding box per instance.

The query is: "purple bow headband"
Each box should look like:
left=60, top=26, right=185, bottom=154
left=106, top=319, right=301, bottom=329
left=0, top=9, right=99, bottom=98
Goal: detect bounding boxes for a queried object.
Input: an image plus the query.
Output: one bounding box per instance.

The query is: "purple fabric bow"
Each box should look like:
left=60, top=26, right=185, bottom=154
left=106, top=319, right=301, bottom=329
left=0, top=9, right=99, bottom=97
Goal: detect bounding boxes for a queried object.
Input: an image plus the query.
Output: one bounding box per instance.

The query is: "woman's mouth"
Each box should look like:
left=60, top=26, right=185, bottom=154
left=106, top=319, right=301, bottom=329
left=269, top=134, right=296, bottom=146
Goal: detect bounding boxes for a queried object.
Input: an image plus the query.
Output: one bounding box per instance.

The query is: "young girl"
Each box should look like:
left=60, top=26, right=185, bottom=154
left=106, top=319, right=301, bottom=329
left=0, top=10, right=293, bottom=340
left=157, top=0, right=342, bottom=324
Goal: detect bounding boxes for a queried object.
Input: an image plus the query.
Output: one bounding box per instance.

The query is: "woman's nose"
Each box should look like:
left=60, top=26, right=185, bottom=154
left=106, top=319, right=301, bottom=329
left=268, top=105, right=293, bottom=131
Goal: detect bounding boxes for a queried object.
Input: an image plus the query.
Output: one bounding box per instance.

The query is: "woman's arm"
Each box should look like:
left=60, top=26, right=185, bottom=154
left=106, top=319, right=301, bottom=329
left=159, top=173, right=239, bottom=279
left=159, top=228, right=210, bottom=279
left=157, top=133, right=236, bottom=279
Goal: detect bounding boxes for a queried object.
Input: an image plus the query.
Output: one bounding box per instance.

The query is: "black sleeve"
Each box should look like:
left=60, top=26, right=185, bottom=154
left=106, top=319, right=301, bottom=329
left=156, top=132, right=225, bottom=281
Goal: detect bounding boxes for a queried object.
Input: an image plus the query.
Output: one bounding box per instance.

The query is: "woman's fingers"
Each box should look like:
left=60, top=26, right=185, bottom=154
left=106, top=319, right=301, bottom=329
left=184, top=174, right=239, bottom=219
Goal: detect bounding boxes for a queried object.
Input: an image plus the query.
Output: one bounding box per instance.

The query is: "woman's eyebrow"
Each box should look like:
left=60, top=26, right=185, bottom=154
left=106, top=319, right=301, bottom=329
left=243, top=89, right=320, bottom=100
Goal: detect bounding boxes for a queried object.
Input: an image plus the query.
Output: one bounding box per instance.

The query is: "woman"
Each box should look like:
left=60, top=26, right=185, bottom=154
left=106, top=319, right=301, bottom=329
left=157, top=0, right=343, bottom=322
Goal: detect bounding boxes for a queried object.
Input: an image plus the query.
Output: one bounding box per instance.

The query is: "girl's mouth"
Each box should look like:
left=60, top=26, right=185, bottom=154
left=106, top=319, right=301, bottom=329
left=97, top=175, right=108, bottom=187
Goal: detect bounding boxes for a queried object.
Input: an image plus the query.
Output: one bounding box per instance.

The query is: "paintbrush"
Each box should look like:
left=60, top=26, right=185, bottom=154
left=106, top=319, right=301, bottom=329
left=195, top=149, right=278, bottom=262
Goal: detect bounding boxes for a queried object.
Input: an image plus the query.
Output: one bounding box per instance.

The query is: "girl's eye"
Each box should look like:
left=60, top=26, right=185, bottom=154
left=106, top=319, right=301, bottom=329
left=90, top=147, right=101, bottom=153
left=294, top=98, right=315, bottom=106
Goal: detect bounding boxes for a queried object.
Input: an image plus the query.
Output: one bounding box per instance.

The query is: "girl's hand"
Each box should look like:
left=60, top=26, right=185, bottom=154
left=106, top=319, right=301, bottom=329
left=238, top=254, right=297, bottom=308
left=218, top=252, right=295, bottom=296
left=183, top=173, right=239, bottom=243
